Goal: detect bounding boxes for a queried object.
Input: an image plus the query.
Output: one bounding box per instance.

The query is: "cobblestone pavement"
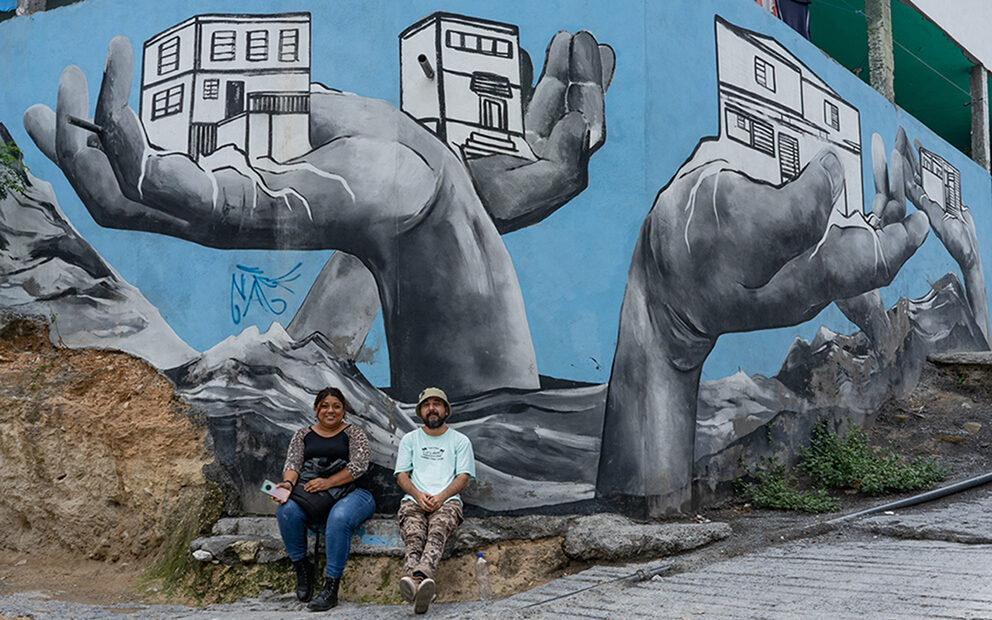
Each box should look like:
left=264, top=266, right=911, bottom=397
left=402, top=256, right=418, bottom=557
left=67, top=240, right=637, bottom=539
left=3, top=487, right=991, bottom=619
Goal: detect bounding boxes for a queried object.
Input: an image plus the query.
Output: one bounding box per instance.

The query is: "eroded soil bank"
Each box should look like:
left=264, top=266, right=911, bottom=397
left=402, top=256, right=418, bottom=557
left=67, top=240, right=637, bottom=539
left=0, top=316, right=223, bottom=602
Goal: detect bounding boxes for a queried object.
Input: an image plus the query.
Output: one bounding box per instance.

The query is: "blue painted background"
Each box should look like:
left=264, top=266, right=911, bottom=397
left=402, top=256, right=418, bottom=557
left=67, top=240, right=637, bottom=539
left=0, top=0, right=987, bottom=389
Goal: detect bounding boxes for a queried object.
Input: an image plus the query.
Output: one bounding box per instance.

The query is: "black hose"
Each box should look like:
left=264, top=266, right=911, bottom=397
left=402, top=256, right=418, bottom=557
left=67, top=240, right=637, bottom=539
left=520, top=562, right=672, bottom=609
left=821, top=470, right=992, bottom=525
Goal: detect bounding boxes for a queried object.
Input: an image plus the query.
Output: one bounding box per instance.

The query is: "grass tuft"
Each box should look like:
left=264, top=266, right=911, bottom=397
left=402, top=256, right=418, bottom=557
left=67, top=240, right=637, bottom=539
left=737, top=421, right=947, bottom=512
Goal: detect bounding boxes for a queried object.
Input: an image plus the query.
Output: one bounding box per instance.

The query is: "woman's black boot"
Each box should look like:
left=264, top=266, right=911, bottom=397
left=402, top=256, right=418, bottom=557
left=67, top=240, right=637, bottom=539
left=308, top=577, right=340, bottom=611
left=292, top=559, right=315, bottom=602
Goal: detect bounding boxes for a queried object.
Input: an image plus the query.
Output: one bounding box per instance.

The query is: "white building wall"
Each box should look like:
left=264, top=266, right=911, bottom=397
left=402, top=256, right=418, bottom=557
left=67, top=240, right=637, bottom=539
left=436, top=21, right=520, bottom=78
left=400, top=22, right=441, bottom=134
left=197, top=19, right=309, bottom=73
left=216, top=114, right=247, bottom=152
left=717, top=22, right=803, bottom=115
left=142, top=74, right=194, bottom=152
left=440, top=73, right=525, bottom=131
left=141, top=21, right=197, bottom=92
left=716, top=19, right=864, bottom=216
left=269, top=114, right=310, bottom=162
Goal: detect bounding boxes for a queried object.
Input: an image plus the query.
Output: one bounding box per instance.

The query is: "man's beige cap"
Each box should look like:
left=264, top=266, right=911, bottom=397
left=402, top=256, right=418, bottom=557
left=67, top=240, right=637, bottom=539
left=417, top=387, right=449, bottom=411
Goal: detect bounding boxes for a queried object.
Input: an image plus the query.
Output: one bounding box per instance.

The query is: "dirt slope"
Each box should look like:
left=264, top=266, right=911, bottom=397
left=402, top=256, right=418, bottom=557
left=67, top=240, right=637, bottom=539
left=0, top=316, right=221, bottom=568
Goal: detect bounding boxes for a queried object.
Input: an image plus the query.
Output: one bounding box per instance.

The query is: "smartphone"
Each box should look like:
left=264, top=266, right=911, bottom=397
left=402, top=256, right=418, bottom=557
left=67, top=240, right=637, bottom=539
left=261, top=479, right=291, bottom=501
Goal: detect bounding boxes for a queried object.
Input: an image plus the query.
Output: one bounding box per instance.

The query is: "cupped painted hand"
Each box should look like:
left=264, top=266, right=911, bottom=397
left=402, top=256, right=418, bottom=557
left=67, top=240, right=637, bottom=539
left=23, top=36, right=456, bottom=253
left=640, top=145, right=929, bottom=369
left=466, top=31, right=615, bottom=232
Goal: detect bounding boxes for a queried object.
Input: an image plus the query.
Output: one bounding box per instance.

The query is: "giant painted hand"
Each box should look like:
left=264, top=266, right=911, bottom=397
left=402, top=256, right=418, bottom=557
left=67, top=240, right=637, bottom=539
left=889, top=129, right=990, bottom=346
left=598, top=141, right=930, bottom=515
left=289, top=31, right=614, bottom=354
left=466, top=31, right=615, bottom=232
left=22, top=34, right=608, bottom=400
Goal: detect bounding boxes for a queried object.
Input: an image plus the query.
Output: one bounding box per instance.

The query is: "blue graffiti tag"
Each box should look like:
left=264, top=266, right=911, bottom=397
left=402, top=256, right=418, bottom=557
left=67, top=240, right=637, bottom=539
left=231, top=262, right=303, bottom=325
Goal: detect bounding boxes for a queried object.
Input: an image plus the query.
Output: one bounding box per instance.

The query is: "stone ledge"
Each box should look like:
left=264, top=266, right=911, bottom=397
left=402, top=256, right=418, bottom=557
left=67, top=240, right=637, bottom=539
left=189, top=513, right=729, bottom=565
left=928, top=351, right=992, bottom=365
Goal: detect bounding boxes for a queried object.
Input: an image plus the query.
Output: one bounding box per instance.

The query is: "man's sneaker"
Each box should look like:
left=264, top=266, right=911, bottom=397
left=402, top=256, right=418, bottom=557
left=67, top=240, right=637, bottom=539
left=413, top=577, right=436, bottom=614
left=399, top=575, right=419, bottom=603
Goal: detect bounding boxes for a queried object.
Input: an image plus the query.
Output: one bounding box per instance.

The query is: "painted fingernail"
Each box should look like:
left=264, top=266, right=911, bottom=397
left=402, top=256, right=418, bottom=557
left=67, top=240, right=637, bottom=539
left=817, top=150, right=844, bottom=201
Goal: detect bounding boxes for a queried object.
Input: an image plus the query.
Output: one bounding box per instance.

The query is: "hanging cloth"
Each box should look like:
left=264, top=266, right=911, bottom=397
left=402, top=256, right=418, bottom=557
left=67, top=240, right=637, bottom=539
left=753, top=0, right=779, bottom=17
left=778, top=0, right=812, bottom=40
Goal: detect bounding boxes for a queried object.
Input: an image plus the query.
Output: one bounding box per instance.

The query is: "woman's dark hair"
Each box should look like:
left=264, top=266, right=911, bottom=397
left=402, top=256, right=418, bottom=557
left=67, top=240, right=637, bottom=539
left=313, top=387, right=350, bottom=413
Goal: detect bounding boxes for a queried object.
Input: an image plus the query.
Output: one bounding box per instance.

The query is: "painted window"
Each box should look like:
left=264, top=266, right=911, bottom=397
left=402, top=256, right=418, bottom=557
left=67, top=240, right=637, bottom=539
left=203, top=79, right=220, bottom=100
left=151, top=84, right=184, bottom=120
left=157, top=36, right=180, bottom=75
left=754, top=56, right=776, bottom=92
left=445, top=30, right=513, bottom=59
left=824, top=100, right=840, bottom=130
left=279, top=29, right=299, bottom=62
left=778, top=132, right=800, bottom=181
left=247, top=30, right=269, bottom=62
left=211, top=30, right=236, bottom=61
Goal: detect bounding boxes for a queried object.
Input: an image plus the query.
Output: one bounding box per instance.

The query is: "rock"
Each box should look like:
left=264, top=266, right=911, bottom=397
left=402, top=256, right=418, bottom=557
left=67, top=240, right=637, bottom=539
left=855, top=493, right=992, bottom=544
left=451, top=515, right=570, bottom=553
left=351, top=518, right=404, bottom=556
left=928, top=351, right=992, bottom=364
left=562, top=514, right=731, bottom=561
left=212, top=517, right=280, bottom=538
left=963, top=422, right=982, bottom=434
left=935, top=435, right=968, bottom=444
left=189, top=535, right=288, bottom=566
left=192, top=549, right=213, bottom=562
left=230, top=540, right=262, bottom=563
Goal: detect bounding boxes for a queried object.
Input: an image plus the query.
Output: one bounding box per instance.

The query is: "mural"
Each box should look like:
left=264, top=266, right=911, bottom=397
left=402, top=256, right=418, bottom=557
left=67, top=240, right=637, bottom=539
left=1, top=2, right=989, bottom=517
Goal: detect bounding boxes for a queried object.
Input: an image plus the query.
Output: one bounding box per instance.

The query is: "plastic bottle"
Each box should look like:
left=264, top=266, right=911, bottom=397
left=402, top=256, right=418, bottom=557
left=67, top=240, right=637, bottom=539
left=475, top=552, right=494, bottom=601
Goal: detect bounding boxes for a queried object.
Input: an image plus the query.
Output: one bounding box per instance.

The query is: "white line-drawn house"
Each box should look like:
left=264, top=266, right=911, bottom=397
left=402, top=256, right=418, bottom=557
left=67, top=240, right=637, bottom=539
left=920, top=147, right=963, bottom=218
left=715, top=16, right=863, bottom=217
left=400, top=12, right=536, bottom=162
left=140, top=13, right=311, bottom=163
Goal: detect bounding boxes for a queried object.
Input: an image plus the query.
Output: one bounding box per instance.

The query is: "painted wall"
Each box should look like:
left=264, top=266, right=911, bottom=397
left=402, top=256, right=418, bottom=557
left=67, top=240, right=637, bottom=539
left=1, top=0, right=989, bottom=516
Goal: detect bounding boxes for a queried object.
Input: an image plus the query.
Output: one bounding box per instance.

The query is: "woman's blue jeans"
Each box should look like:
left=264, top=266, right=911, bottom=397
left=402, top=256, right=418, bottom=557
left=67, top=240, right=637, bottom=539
left=276, top=487, right=376, bottom=578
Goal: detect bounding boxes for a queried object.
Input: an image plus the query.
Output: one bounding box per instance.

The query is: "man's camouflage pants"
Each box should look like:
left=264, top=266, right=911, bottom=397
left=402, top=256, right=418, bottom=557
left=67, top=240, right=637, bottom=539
left=397, top=499, right=464, bottom=578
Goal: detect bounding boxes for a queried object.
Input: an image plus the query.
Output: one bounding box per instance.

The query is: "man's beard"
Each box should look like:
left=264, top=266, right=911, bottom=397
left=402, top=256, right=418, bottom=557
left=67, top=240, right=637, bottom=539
left=424, top=412, right=447, bottom=429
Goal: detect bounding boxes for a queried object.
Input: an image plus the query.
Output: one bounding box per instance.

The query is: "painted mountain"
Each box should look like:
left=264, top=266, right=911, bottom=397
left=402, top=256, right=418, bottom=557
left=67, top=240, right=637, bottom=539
left=0, top=126, right=195, bottom=369
left=167, top=322, right=604, bottom=514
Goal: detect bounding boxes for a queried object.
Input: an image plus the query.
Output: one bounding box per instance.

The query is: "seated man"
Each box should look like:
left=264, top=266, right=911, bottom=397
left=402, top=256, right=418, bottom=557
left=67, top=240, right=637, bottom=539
left=394, top=387, right=476, bottom=614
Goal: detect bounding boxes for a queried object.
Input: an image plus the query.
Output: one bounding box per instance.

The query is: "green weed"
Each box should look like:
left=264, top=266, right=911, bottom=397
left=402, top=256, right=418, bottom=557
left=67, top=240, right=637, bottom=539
left=800, top=422, right=946, bottom=495
left=0, top=143, right=27, bottom=198
left=736, top=455, right=841, bottom=513
left=737, top=421, right=947, bottom=512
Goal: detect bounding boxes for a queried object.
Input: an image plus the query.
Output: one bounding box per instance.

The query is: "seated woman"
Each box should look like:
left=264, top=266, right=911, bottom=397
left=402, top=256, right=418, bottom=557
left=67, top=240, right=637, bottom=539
left=271, top=387, right=376, bottom=611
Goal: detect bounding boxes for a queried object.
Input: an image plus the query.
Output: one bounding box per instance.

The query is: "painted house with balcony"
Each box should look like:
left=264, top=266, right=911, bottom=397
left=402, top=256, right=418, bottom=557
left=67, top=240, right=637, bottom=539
left=140, top=12, right=311, bottom=163
left=920, top=146, right=963, bottom=218
left=716, top=16, right=863, bottom=217
left=400, top=12, right=535, bottom=162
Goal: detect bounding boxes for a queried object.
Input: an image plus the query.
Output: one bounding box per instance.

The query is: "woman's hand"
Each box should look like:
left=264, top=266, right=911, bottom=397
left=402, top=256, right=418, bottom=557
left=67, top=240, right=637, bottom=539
left=271, top=481, right=293, bottom=505
left=303, top=477, right=334, bottom=493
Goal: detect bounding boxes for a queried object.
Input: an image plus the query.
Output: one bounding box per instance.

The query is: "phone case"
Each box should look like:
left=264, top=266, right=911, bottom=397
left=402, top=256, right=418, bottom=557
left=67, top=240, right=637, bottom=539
left=261, top=479, right=291, bottom=501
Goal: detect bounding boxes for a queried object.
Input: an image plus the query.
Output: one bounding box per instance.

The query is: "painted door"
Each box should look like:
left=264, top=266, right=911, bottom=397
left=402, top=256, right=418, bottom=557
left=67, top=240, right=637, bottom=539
left=481, top=97, right=507, bottom=131
left=225, top=81, right=245, bottom=118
